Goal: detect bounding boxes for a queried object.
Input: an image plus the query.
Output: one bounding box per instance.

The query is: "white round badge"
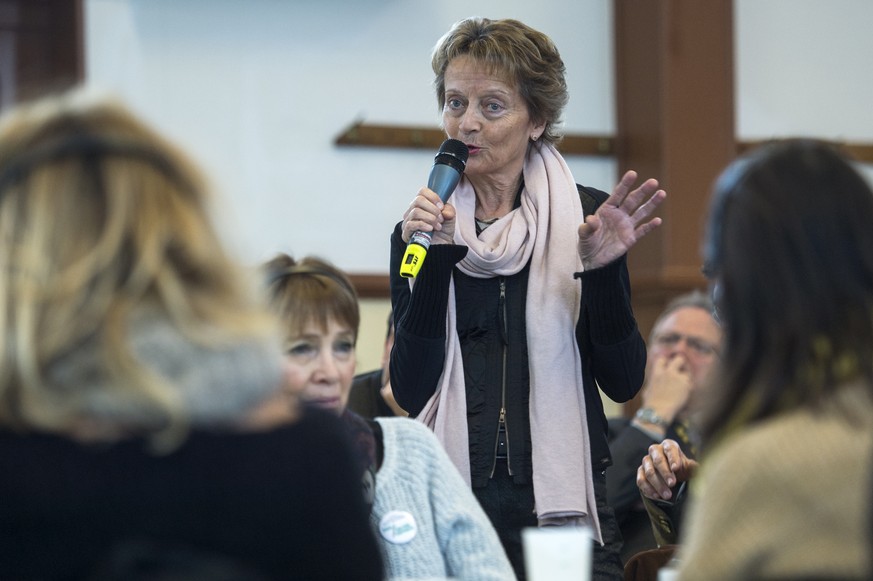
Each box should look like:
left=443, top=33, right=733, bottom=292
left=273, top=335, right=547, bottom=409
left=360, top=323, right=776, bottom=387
left=379, top=510, right=417, bottom=544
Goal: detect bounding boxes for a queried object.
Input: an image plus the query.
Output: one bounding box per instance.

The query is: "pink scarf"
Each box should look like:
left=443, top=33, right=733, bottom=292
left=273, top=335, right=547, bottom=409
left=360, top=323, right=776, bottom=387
left=416, top=142, right=602, bottom=540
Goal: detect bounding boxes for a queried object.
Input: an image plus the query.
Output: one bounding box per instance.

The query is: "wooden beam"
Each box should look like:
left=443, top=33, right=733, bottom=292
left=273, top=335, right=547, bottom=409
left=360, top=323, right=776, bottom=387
left=738, top=138, right=873, bottom=164
left=335, top=122, right=873, bottom=164
left=335, top=121, right=615, bottom=157
left=348, top=274, right=390, bottom=299
left=615, top=0, right=736, bottom=286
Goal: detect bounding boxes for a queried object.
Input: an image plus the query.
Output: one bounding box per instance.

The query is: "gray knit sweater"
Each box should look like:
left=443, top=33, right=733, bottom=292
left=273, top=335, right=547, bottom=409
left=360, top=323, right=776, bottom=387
left=676, top=382, right=873, bottom=580
left=44, top=307, right=284, bottom=430
left=372, top=417, right=516, bottom=580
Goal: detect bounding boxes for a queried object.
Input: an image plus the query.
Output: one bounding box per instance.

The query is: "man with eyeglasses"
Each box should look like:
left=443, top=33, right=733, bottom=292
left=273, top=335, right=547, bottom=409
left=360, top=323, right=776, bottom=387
left=605, top=290, right=721, bottom=563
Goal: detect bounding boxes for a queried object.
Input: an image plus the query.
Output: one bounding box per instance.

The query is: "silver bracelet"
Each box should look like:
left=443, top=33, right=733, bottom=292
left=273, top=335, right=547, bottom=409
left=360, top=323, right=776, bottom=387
left=634, top=407, right=670, bottom=429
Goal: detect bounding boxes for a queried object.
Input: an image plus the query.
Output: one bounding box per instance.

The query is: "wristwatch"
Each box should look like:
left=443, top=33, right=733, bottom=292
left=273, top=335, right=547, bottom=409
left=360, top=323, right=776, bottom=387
left=634, top=407, right=670, bottom=430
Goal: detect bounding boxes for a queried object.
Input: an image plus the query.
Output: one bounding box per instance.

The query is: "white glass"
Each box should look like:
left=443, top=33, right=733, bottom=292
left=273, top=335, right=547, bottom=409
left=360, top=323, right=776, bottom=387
left=522, top=526, right=592, bottom=581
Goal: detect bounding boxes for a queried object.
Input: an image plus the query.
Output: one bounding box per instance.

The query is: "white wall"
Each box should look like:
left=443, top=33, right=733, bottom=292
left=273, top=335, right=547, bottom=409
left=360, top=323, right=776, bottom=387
left=84, top=0, right=873, bottom=380
left=84, top=0, right=616, bottom=274
left=735, top=0, right=873, bottom=145
left=85, top=0, right=873, bottom=274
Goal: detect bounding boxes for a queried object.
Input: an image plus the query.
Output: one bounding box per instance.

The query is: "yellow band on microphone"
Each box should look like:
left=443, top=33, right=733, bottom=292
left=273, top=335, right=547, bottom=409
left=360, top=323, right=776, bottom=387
left=399, top=243, right=428, bottom=278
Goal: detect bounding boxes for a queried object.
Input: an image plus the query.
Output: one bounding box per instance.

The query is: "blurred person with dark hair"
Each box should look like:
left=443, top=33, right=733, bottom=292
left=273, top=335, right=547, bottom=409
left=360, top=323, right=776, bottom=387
left=664, top=140, right=873, bottom=580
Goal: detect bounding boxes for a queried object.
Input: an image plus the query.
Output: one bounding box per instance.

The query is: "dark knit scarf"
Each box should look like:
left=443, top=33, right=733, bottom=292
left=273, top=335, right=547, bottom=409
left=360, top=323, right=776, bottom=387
left=340, top=409, right=379, bottom=511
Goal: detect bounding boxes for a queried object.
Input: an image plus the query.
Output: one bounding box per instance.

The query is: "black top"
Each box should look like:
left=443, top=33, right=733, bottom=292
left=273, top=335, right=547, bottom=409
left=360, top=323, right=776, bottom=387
left=388, top=184, right=646, bottom=483
left=0, top=409, right=384, bottom=580
left=348, top=369, right=396, bottom=419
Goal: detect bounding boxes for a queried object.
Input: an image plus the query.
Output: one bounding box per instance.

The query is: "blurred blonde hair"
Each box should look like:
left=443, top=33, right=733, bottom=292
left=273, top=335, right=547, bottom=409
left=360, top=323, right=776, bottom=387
left=0, top=88, right=275, bottom=440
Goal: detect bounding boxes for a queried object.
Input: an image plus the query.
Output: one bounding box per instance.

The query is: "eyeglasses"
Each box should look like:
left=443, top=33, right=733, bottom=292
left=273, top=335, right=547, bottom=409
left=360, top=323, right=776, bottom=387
left=653, top=332, right=719, bottom=357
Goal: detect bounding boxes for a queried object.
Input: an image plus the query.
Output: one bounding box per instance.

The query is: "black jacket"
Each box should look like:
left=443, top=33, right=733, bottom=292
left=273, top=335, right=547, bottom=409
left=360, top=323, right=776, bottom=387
left=348, top=369, right=396, bottom=419
left=0, top=409, right=383, bottom=580
left=389, top=185, right=645, bottom=487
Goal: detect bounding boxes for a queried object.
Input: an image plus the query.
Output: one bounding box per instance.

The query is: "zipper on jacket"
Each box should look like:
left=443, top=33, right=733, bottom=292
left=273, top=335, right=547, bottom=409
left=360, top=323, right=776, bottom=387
left=491, top=278, right=512, bottom=478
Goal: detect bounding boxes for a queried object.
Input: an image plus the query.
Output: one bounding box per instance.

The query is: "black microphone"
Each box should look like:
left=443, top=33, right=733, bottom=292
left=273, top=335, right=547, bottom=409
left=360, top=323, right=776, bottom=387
left=399, top=139, right=469, bottom=278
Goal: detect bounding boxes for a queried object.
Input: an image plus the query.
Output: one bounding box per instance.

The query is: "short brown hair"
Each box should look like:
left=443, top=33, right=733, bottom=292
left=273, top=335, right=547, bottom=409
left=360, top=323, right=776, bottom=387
left=263, top=254, right=360, bottom=345
left=431, top=17, right=569, bottom=145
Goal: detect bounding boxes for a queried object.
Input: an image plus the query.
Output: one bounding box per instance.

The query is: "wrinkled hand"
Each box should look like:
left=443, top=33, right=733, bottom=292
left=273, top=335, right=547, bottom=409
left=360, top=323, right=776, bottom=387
left=641, top=355, right=694, bottom=425
left=401, top=187, right=456, bottom=246
left=636, top=439, right=698, bottom=501
left=578, top=170, right=666, bottom=270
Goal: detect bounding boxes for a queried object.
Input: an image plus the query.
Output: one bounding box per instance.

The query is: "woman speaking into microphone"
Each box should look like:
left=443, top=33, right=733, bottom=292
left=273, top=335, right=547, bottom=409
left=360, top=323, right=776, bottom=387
left=388, top=17, right=666, bottom=581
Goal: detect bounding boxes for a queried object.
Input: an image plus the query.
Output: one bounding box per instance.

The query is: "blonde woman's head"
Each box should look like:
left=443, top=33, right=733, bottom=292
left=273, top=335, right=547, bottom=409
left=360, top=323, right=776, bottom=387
left=0, top=88, right=280, bottom=445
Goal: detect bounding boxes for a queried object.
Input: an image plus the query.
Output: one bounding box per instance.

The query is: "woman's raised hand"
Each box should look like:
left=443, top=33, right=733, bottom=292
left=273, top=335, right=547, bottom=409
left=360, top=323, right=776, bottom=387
left=577, top=170, right=666, bottom=270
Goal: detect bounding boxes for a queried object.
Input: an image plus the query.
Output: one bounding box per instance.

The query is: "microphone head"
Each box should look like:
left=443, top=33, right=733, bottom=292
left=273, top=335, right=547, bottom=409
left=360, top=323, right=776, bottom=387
left=434, top=138, right=469, bottom=174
